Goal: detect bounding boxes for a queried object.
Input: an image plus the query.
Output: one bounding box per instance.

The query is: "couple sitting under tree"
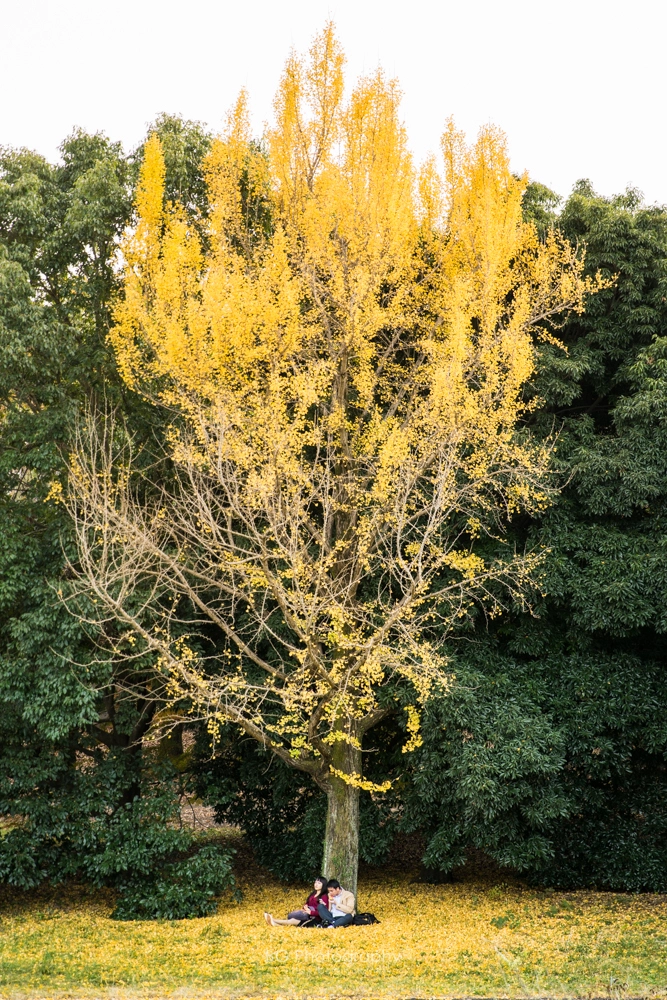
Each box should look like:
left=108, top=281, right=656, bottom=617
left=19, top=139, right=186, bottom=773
left=264, top=877, right=355, bottom=928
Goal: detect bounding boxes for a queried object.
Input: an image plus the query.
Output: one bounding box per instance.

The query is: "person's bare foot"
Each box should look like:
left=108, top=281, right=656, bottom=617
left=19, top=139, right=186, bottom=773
left=269, top=915, right=278, bottom=926
left=264, top=912, right=272, bottom=926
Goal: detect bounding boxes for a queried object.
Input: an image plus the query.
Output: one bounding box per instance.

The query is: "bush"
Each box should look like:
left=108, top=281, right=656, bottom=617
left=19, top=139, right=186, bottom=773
left=112, top=844, right=236, bottom=920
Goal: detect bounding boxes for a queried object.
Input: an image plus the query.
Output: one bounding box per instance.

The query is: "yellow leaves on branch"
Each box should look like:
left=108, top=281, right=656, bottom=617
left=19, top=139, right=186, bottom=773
left=100, top=21, right=605, bottom=776
left=329, top=767, right=393, bottom=793
left=402, top=705, right=423, bottom=754
left=112, top=26, right=597, bottom=475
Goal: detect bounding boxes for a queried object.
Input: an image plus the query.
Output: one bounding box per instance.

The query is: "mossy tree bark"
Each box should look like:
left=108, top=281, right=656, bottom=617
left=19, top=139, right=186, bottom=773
left=321, top=732, right=361, bottom=900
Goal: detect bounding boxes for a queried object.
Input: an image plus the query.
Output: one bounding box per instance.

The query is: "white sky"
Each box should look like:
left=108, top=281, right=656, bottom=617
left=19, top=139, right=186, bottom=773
left=2, top=0, right=665, bottom=205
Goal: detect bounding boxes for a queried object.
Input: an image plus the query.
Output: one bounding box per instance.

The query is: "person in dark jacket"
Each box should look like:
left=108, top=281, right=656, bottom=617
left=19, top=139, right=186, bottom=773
left=264, top=876, right=328, bottom=926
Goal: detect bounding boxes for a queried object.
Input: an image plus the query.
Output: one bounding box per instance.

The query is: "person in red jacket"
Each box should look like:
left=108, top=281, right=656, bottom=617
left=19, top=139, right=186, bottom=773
left=264, top=876, right=328, bottom=926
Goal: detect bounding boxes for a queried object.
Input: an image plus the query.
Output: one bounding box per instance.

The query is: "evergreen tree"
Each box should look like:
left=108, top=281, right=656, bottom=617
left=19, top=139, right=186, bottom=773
left=0, top=121, right=234, bottom=915
left=400, top=182, right=667, bottom=891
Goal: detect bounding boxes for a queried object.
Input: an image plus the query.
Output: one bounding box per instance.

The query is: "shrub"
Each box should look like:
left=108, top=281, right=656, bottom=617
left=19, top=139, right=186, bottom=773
left=112, top=844, right=236, bottom=920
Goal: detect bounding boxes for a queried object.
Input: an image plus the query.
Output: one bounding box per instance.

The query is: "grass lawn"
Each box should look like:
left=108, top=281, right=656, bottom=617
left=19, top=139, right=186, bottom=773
left=1, top=837, right=666, bottom=999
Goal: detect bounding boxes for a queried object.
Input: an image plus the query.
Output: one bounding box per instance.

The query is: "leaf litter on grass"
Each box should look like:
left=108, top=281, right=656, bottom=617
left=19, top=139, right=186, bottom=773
left=0, top=840, right=666, bottom=999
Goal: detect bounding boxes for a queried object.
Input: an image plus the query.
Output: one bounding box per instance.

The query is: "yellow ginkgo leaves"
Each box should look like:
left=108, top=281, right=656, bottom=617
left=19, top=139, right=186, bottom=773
left=72, top=22, right=604, bottom=893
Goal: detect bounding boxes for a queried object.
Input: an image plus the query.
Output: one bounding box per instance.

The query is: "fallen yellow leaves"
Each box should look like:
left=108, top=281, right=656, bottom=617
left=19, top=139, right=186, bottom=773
left=1, top=868, right=666, bottom=999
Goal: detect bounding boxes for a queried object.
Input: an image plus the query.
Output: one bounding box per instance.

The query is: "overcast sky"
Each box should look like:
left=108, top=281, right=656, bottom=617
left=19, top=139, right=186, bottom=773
left=2, top=0, right=665, bottom=205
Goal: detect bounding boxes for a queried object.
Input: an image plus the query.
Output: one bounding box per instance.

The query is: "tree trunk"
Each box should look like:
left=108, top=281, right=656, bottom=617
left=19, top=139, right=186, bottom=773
left=322, top=734, right=361, bottom=900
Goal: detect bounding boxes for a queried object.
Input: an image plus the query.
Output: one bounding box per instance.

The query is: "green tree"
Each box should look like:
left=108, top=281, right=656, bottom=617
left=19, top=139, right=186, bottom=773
left=0, top=129, right=132, bottom=740
left=398, top=182, right=667, bottom=890
left=0, top=121, right=236, bottom=914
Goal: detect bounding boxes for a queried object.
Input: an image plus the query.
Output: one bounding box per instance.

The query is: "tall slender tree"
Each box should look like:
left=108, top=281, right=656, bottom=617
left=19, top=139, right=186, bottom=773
left=67, top=26, right=599, bottom=895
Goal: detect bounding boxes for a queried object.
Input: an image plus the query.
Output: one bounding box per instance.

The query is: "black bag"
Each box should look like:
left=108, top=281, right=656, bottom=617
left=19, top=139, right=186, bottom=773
left=352, top=912, right=380, bottom=925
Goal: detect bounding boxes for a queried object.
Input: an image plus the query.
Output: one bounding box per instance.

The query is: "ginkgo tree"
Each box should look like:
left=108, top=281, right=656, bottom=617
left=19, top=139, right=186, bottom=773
left=67, top=25, right=600, bottom=895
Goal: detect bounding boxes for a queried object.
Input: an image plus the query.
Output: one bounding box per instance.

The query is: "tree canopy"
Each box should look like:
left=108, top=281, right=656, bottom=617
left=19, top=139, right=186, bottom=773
left=1, top=27, right=667, bottom=909
left=64, top=27, right=599, bottom=895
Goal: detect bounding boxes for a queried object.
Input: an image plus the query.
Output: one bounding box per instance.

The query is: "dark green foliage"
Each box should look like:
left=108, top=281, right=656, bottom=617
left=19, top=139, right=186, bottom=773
left=531, top=642, right=667, bottom=893
left=529, top=183, right=667, bottom=891
left=400, top=639, right=667, bottom=890
left=135, top=114, right=213, bottom=233
left=0, top=116, right=217, bottom=744
left=432, top=180, right=667, bottom=890
left=522, top=181, right=561, bottom=237
left=533, top=180, right=667, bottom=416
left=0, top=703, right=192, bottom=890
left=402, top=653, right=568, bottom=875
left=194, top=729, right=396, bottom=881
left=396, top=181, right=667, bottom=890
left=536, top=778, right=667, bottom=893
left=0, top=121, right=221, bottom=913
left=112, top=845, right=236, bottom=921
left=0, top=129, right=134, bottom=741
